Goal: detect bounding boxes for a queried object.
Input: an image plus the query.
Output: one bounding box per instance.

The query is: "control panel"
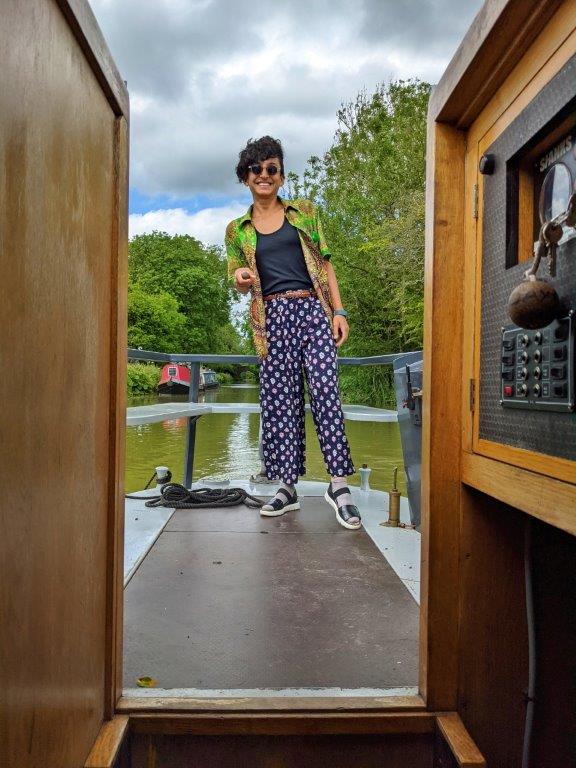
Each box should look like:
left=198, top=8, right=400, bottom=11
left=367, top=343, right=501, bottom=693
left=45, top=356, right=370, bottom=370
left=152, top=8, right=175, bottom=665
left=500, top=314, right=575, bottom=411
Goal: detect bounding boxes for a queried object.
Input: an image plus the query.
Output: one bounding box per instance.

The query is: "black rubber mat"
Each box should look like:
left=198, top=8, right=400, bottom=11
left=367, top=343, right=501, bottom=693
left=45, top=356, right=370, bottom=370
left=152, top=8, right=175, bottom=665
left=123, top=499, right=418, bottom=689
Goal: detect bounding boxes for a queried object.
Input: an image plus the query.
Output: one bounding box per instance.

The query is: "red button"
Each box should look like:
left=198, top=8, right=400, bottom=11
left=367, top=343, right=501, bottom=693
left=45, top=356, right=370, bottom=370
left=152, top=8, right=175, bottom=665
left=504, top=385, right=514, bottom=396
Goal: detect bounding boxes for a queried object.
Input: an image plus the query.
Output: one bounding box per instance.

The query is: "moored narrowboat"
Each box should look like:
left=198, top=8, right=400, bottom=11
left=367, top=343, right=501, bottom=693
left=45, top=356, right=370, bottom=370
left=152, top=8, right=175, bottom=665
left=157, top=364, right=219, bottom=394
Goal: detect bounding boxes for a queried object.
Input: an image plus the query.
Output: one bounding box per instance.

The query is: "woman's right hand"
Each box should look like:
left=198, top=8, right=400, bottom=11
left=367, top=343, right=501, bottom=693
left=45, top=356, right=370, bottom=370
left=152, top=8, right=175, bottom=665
left=234, top=267, right=255, bottom=293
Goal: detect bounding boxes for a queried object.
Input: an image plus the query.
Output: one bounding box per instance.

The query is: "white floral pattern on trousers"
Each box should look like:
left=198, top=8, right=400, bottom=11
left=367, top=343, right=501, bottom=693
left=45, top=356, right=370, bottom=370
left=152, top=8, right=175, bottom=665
left=259, top=296, right=355, bottom=485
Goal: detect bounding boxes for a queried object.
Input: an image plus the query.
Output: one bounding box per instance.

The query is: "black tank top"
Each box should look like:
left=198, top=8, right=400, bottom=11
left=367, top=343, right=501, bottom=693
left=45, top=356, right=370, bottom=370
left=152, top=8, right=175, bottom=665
left=255, top=218, right=314, bottom=295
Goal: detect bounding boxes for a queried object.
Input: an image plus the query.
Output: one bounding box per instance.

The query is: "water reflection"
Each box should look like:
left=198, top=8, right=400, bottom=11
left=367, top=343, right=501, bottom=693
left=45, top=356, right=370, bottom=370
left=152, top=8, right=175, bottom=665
left=125, top=385, right=406, bottom=494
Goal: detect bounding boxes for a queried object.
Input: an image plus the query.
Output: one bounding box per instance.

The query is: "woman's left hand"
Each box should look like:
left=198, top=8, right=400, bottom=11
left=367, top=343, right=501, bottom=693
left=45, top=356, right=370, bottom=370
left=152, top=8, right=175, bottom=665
left=332, top=315, right=349, bottom=347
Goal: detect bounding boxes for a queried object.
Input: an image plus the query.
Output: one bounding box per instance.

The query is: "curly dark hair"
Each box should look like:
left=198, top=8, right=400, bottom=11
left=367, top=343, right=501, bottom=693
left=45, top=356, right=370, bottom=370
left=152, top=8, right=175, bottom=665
left=235, top=136, right=284, bottom=182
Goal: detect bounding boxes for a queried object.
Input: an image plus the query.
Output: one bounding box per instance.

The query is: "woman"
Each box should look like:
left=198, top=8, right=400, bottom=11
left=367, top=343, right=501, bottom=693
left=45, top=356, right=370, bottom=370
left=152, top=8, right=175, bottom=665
left=225, top=136, right=361, bottom=530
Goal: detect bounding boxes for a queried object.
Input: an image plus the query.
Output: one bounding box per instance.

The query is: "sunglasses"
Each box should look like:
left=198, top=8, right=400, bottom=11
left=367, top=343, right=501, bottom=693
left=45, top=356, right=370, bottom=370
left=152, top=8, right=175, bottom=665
left=248, top=163, right=280, bottom=176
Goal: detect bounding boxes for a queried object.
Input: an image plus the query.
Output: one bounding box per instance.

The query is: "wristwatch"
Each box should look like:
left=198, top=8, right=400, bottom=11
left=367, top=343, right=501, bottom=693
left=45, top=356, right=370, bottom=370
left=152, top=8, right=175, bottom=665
left=333, top=309, right=348, bottom=318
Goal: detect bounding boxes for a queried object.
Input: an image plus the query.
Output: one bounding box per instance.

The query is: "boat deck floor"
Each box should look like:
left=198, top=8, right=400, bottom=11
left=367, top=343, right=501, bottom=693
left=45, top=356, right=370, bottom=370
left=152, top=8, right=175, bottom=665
left=123, top=486, right=419, bottom=693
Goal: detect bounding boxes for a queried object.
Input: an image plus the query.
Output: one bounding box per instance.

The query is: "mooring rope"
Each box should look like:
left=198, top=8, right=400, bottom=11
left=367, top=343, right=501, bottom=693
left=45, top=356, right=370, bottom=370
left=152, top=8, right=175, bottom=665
left=126, top=482, right=263, bottom=509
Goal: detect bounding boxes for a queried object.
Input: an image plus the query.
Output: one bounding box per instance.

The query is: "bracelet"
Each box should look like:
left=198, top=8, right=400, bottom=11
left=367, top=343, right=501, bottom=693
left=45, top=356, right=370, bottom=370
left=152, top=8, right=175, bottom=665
left=333, top=308, right=348, bottom=318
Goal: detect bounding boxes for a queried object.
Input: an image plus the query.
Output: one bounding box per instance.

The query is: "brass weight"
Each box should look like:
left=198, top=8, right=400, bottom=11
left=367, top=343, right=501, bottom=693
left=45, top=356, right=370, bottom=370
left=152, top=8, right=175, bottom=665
left=383, top=467, right=401, bottom=527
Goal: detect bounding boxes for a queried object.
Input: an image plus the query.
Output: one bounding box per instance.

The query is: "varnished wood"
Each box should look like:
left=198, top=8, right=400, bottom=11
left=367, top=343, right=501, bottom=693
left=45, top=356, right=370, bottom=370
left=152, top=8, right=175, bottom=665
left=84, top=716, right=129, bottom=768
left=468, top=1, right=576, bottom=147
left=130, top=732, right=433, bottom=768
left=105, top=115, right=129, bottom=718
left=462, top=451, right=576, bottom=536
left=429, top=0, right=563, bottom=127
left=468, top=5, right=576, bottom=486
left=420, top=121, right=466, bottom=710
left=436, top=713, right=486, bottom=767
left=426, top=5, right=575, bottom=766
left=475, top=438, right=576, bottom=487
left=117, top=695, right=426, bottom=713
left=54, top=0, right=129, bottom=116
left=128, top=712, right=436, bottom=736
left=461, top=136, right=480, bottom=455
left=0, top=1, right=128, bottom=766
left=457, top=490, right=529, bottom=766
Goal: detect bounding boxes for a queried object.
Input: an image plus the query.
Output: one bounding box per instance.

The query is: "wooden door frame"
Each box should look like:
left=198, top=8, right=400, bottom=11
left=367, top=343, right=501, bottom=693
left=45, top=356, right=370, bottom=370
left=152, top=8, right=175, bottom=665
left=60, top=0, right=575, bottom=726
left=52, top=0, right=130, bottom=718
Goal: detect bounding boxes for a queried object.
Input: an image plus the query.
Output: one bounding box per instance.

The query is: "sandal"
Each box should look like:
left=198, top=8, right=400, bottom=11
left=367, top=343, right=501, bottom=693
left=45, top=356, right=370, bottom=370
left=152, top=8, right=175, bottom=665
left=260, top=487, right=300, bottom=517
left=324, top=484, right=362, bottom=529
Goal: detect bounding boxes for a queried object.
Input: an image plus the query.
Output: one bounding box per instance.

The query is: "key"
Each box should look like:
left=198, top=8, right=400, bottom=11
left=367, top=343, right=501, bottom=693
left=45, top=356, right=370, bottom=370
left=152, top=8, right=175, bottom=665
left=543, top=222, right=563, bottom=277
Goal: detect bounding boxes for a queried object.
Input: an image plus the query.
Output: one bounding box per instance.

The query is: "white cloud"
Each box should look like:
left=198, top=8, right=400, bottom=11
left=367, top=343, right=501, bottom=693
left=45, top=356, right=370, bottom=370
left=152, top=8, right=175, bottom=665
left=129, top=202, right=247, bottom=246
left=90, top=0, right=484, bottom=201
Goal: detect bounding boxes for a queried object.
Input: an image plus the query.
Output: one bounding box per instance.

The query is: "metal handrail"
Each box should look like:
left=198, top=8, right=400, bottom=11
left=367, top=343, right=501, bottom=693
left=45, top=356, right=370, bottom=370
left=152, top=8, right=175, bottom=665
left=127, top=347, right=421, bottom=486
left=128, top=349, right=410, bottom=366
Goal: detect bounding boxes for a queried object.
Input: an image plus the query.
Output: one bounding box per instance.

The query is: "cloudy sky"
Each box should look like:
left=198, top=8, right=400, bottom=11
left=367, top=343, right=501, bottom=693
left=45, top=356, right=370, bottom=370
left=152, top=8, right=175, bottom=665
left=90, top=0, right=483, bottom=247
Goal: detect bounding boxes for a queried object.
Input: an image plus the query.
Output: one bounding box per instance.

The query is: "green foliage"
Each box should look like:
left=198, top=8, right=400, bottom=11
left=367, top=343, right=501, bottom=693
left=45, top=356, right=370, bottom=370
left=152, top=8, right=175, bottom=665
left=293, top=79, right=430, bottom=406
left=216, top=372, right=234, bottom=384
left=127, top=362, right=161, bottom=395
left=128, top=232, right=235, bottom=354
left=128, top=285, right=188, bottom=352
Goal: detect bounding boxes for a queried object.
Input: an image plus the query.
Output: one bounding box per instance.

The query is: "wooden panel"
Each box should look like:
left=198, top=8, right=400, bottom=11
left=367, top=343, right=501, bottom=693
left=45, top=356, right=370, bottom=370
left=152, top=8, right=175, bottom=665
left=106, top=115, right=129, bottom=717
left=429, top=0, right=563, bottom=127
left=0, top=1, right=127, bottom=766
left=420, top=121, right=466, bottom=710
left=457, top=489, right=528, bottom=767
left=54, top=0, right=129, bottom=116
left=130, top=733, right=434, bottom=768
left=469, top=3, right=576, bottom=148
left=462, top=452, right=576, bottom=536
left=128, top=712, right=436, bottom=736
left=528, top=520, right=576, bottom=768
left=467, top=5, right=576, bottom=490
left=84, top=716, right=129, bottom=768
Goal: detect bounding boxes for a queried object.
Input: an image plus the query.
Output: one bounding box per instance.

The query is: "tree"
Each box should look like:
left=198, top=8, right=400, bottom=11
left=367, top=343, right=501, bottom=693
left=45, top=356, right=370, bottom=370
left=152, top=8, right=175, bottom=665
left=128, top=232, right=234, bottom=354
left=127, top=285, right=188, bottom=352
left=295, top=79, right=430, bottom=406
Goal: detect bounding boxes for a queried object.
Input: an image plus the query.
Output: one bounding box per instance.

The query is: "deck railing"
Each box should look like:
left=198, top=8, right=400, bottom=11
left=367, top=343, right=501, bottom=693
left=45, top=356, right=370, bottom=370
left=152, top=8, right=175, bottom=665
left=127, top=348, right=419, bottom=487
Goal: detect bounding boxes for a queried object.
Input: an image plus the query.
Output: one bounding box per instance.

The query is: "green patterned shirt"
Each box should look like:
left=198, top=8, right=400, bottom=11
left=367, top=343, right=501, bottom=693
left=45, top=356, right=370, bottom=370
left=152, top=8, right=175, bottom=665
left=225, top=197, right=334, bottom=358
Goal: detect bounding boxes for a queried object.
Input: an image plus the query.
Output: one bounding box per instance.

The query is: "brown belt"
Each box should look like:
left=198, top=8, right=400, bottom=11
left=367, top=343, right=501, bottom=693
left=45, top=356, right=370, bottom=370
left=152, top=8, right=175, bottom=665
left=263, top=289, right=315, bottom=302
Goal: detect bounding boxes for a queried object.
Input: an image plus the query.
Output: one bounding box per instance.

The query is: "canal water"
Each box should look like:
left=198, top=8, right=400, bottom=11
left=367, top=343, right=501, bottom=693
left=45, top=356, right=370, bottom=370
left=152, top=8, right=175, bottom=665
left=126, top=385, right=406, bottom=495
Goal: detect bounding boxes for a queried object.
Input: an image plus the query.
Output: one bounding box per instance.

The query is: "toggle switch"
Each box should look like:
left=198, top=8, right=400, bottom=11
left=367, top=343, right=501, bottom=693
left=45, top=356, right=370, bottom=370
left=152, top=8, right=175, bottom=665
left=553, top=345, right=567, bottom=361
left=502, top=369, right=514, bottom=381
left=553, top=382, right=567, bottom=398
left=554, top=323, right=568, bottom=341
left=533, top=349, right=542, bottom=363
left=519, top=350, right=529, bottom=364
left=502, top=353, right=516, bottom=366
left=520, top=334, right=531, bottom=348
left=551, top=364, right=566, bottom=379
left=532, top=384, right=541, bottom=397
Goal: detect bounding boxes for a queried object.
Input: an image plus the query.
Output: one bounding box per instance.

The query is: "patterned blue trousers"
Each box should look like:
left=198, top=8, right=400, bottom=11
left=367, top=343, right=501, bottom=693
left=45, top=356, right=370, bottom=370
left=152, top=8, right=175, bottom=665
left=259, top=296, right=355, bottom=486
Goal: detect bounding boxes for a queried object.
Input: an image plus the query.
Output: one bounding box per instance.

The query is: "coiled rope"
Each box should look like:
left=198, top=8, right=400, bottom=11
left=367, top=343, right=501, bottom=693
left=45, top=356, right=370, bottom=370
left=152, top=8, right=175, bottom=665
left=126, top=482, right=263, bottom=509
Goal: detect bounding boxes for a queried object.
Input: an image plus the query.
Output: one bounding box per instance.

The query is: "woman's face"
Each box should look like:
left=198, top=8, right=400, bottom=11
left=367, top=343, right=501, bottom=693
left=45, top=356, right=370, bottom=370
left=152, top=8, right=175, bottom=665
left=245, top=156, right=284, bottom=201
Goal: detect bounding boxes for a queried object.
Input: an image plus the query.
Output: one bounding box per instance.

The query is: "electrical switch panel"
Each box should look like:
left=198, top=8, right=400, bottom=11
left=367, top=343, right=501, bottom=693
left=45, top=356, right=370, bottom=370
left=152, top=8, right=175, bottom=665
left=500, top=314, right=574, bottom=411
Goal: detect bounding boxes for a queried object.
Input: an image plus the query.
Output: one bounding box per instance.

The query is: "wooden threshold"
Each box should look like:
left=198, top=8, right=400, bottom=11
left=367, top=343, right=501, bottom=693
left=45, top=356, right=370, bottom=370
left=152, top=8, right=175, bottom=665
left=117, top=693, right=426, bottom=714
